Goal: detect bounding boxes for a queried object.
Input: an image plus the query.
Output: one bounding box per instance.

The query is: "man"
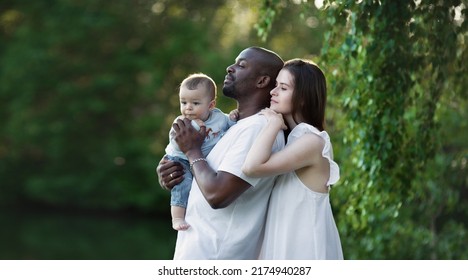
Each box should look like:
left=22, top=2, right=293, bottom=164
left=157, top=47, right=284, bottom=259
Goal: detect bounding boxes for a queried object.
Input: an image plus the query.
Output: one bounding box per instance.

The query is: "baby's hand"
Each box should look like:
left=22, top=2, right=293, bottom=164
left=229, top=109, right=239, bottom=122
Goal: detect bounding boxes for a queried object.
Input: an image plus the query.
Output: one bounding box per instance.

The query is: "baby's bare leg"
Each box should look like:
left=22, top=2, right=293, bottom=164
left=171, top=205, right=190, bottom=231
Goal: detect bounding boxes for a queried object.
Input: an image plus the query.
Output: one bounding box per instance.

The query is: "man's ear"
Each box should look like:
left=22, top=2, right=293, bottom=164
left=256, top=75, right=271, bottom=89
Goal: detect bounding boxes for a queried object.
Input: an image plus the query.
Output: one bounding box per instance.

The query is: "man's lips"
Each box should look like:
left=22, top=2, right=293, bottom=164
left=224, top=75, right=233, bottom=84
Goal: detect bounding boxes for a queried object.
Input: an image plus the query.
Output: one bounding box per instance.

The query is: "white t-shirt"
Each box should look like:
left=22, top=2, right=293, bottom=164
left=173, top=113, right=285, bottom=259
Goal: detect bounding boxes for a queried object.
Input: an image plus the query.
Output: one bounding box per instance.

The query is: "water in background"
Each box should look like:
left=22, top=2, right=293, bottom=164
left=0, top=207, right=176, bottom=260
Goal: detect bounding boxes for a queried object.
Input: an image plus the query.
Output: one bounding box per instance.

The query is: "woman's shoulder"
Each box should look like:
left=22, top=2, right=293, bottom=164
left=290, top=123, right=329, bottom=141
left=291, top=123, right=339, bottom=186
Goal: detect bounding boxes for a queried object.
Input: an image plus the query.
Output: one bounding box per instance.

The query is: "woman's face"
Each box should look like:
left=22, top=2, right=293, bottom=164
left=269, top=69, right=294, bottom=115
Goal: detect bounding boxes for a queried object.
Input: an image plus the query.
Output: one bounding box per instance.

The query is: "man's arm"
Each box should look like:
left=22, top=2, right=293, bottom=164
left=173, top=118, right=251, bottom=209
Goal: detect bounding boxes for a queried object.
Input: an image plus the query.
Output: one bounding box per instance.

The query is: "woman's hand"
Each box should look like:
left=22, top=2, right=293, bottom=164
left=260, top=108, right=288, bottom=130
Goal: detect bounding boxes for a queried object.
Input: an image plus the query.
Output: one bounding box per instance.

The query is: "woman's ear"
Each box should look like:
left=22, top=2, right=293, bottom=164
left=256, top=75, right=271, bottom=89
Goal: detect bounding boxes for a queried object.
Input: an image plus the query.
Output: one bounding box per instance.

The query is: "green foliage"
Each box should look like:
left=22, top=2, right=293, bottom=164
left=258, top=0, right=468, bottom=259
left=1, top=0, right=164, bottom=211
left=255, top=0, right=282, bottom=41
left=324, top=0, right=467, bottom=259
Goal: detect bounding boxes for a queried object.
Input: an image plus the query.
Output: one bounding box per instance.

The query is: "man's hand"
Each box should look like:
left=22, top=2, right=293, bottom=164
left=156, top=156, right=184, bottom=191
left=173, top=118, right=206, bottom=157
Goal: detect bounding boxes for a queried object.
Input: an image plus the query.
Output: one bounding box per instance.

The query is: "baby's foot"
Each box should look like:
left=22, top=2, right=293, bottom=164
left=172, top=218, right=190, bottom=231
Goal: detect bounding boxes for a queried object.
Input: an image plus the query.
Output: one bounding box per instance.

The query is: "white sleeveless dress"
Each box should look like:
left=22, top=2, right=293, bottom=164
left=259, top=123, right=343, bottom=260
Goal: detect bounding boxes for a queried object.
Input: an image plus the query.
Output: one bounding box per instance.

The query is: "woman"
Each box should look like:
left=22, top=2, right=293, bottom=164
left=242, top=59, right=343, bottom=259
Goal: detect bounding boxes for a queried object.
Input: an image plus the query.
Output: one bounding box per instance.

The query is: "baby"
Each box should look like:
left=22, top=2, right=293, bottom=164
left=164, top=73, right=237, bottom=230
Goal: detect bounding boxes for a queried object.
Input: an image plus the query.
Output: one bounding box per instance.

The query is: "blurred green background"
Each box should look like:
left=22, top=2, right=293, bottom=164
left=1, top=0, right=466, bottom=259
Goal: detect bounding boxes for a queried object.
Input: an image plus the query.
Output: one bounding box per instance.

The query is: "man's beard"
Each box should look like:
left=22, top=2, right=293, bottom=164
left=222, top=85, right=236, bottom=99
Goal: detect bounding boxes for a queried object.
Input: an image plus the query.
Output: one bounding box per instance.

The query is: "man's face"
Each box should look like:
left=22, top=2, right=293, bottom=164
left=223, top=48, right=259, bottom=99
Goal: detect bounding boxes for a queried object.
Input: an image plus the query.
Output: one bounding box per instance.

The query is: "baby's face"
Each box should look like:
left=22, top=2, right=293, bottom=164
left=179, top=86, right=213, bottom=121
